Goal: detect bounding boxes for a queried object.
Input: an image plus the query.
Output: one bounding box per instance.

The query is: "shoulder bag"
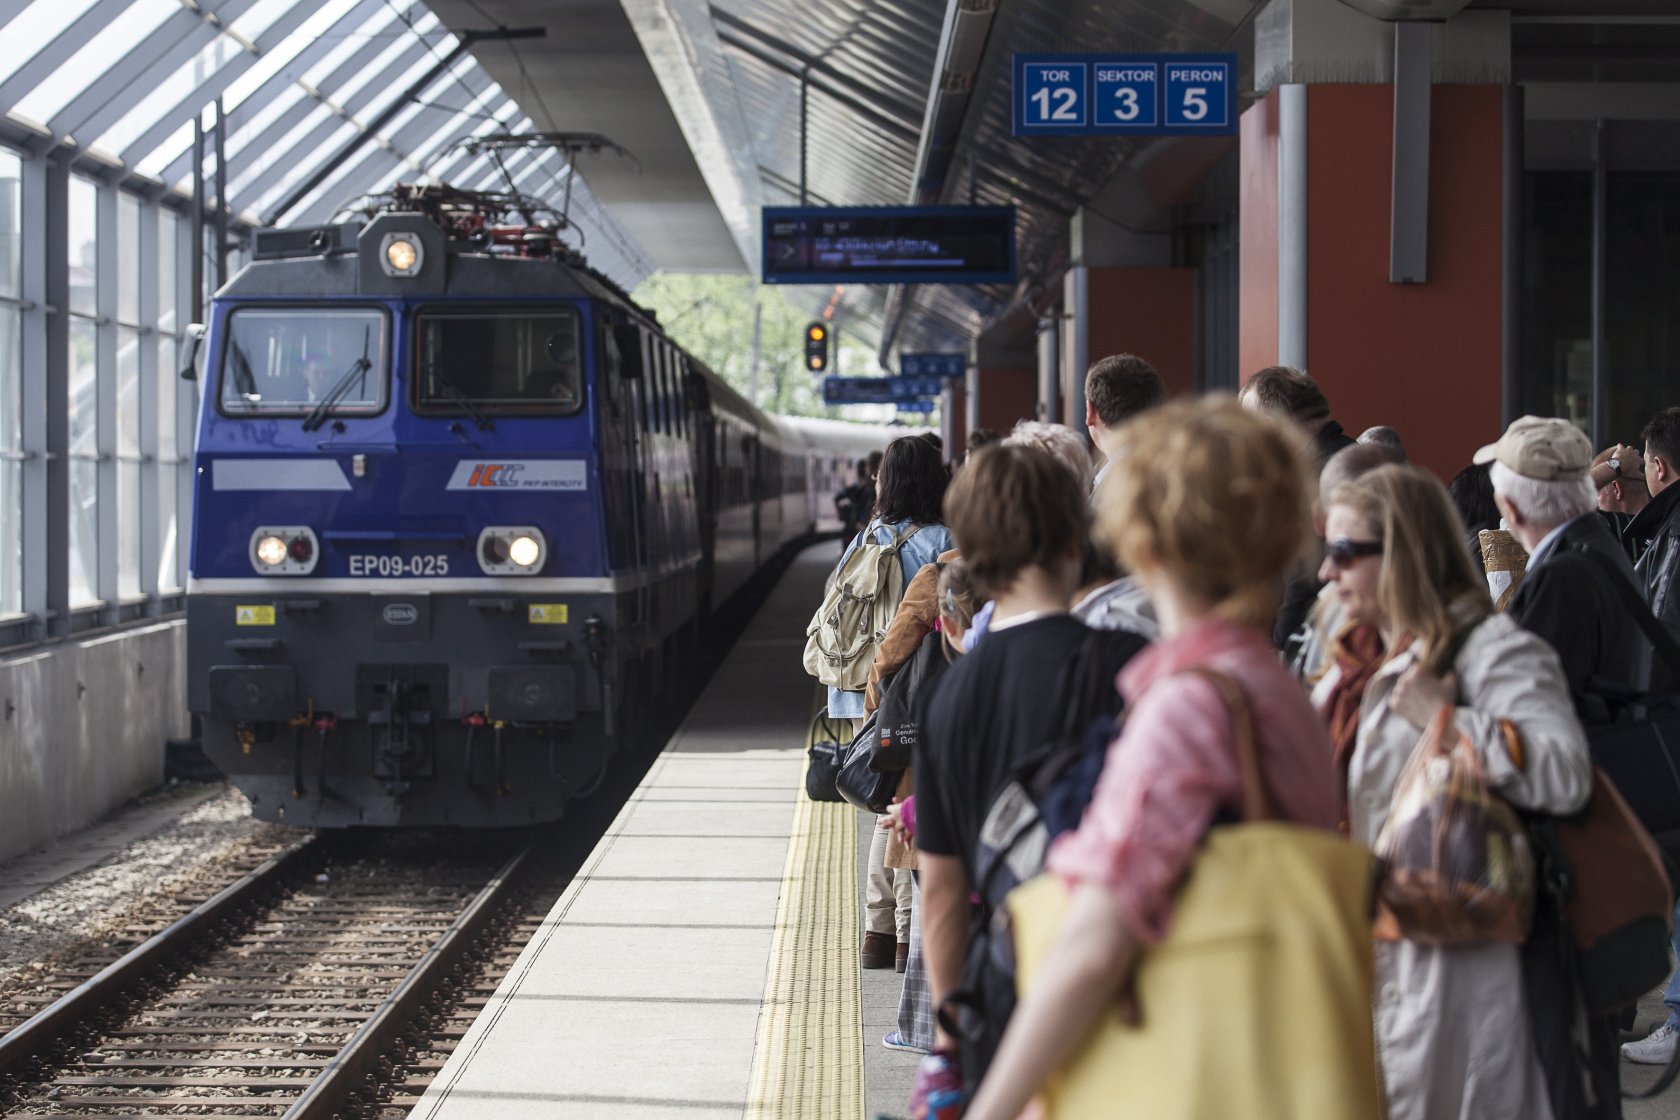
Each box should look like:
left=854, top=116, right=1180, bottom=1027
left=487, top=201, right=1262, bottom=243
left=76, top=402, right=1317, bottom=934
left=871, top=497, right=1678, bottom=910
left=835, top=710, right=899, bottom=813
left=1004, top=669, right=1383, bottom=1120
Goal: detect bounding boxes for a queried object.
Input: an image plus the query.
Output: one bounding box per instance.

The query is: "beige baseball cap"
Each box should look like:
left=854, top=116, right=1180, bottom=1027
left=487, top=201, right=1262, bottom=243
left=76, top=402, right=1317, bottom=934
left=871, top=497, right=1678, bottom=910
left=1473, top=416, right=1593, bottom=481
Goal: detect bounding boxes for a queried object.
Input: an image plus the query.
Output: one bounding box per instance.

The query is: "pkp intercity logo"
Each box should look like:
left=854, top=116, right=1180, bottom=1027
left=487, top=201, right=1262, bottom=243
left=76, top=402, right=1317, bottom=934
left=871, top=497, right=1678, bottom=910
left=465, top=463, right=524, bottom=488
left=445, top=460, right=588, bottom=491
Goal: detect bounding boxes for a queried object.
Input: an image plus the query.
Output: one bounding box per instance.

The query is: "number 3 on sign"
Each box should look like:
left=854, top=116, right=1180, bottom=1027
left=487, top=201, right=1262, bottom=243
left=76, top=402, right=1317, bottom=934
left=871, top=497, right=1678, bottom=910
left=1112, top=88, right=1139, bottom=121
left=1031, top=87, right=1079, bottom=122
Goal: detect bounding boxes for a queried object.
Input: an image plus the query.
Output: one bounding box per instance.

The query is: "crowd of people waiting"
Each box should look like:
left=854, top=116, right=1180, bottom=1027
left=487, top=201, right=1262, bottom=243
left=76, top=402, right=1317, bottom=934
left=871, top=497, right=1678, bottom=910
left=807, top=355, right=1680, bottom=1120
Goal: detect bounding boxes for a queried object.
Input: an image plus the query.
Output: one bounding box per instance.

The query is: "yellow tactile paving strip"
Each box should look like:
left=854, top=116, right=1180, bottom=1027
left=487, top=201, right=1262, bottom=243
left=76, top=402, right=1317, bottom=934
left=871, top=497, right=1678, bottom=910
left=744, top=720, right=864, bottom=1120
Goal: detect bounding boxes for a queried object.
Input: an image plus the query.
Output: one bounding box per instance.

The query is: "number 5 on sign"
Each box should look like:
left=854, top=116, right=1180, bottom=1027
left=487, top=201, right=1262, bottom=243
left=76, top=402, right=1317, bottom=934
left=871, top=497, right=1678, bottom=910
left=1164, top=60, right=1231, bottom=129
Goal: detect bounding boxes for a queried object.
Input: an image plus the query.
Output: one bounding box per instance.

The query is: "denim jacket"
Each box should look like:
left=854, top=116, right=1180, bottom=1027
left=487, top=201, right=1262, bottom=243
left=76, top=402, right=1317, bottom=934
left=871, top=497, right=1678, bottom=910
left=827, top=517, right=953, bottom=720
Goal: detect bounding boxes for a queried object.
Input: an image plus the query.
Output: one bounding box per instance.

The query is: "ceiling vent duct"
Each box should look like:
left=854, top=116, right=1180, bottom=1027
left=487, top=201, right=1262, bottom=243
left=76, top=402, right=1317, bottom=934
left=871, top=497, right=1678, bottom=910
left=1336, top=0, right=1473, bottom=19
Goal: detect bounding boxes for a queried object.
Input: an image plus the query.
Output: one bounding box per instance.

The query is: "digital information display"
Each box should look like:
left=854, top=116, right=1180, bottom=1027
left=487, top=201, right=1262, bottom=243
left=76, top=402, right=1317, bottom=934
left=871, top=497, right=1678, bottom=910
left=763, top=206, right=1017, bottom=286
left=823, top=378, right=899, bottom=406
left=1013, top=53, right=1236, bottom=138
left=823, top=376, right=951, bottom=407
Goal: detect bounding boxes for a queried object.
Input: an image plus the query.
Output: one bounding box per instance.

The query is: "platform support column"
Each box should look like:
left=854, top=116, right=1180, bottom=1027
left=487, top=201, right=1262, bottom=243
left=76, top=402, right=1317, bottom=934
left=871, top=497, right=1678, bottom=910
left=1241, top=0, right=1512, bottom=475
left=1058, top=207, right=1195, bottom=433
left=19, top=155, right=69, bottom=640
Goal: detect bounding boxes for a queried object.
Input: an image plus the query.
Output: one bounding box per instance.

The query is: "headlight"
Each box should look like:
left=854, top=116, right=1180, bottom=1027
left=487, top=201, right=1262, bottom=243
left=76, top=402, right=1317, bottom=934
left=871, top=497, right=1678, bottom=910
left=255, top=535, right=288, bottom=567
left=380, top=233, right=423, bottom=277
left=508, top=535, right=541, bottom=568
left=477, top=527, right=545, bottom=575
left=249, top=526, right=320, bottom=575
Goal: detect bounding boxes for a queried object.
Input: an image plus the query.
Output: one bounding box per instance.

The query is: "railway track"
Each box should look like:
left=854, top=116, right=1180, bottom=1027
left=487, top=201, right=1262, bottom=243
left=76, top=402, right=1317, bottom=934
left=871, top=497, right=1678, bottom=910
left=0, top=831, right=535, bottom=1118
left=0, top=542, right=812, bottom=1118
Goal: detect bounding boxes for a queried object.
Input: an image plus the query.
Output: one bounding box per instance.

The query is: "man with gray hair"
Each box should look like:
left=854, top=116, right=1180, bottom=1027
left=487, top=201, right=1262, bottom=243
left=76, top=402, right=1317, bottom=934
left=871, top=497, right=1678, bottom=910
left=1478, top=415, right=1649, bottom=713
left=1479, top=414, right=1657, bottom=1095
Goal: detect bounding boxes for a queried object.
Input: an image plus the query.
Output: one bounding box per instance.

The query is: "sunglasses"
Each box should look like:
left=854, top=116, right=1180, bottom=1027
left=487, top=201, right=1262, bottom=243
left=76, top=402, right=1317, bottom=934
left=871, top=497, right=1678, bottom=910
left=1325, top=537, right=1383, bottom=569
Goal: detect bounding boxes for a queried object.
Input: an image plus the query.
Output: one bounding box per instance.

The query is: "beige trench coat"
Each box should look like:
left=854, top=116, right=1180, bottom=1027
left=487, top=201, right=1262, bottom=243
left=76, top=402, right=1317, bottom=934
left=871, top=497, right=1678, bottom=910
left=1314, top=611, right=1592, bottom=1120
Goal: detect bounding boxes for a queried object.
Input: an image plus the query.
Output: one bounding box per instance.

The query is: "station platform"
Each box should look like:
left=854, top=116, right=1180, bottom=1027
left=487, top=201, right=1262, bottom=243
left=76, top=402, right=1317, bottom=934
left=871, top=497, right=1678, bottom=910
left=412, top=541, right=916, bottom=1120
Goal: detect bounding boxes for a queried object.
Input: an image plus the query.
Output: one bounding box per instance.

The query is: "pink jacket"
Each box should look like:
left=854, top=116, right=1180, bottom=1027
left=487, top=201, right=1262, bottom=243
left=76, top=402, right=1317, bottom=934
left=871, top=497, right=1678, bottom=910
left=1046, top=618, right=1339, bottom=941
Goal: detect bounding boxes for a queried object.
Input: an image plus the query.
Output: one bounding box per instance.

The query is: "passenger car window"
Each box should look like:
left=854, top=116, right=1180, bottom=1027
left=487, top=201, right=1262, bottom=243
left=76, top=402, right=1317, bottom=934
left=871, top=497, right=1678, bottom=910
left=415, top=307, right=583, bottom=415
left=219, top=307, right=387, bottom=415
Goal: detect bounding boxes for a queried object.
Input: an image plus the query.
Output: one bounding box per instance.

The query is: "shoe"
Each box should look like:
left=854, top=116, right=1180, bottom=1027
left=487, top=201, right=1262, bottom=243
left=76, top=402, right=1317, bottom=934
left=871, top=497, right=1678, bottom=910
left=896, top=941, right=909, bottom=973
left=1623, top=1022, right=1678, bottom=1064
left=861, top=931, right=895, bottom=970
left=883, top=1030, right=931, bottom=1054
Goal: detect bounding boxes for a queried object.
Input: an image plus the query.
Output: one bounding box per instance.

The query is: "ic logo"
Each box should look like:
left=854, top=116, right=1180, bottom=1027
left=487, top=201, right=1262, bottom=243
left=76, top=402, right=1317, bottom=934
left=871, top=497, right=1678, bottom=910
left=467, top=463, right=524, bottom=487
left=382, top=603, right=419, bottom=625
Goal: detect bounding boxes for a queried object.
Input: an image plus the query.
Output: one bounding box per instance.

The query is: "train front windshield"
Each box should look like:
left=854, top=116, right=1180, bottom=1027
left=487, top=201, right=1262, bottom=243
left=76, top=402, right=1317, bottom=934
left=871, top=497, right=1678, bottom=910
left=414, top=308, right=584, bottom=415
left=218, top=307, right=388, bottom=415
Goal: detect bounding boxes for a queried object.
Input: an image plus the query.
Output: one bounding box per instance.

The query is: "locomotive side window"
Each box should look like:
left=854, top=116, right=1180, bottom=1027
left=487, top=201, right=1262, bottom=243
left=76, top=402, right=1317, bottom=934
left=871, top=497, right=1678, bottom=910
left=218, top=307, right=387, bottom=416
left=414, top=307, right=583, bottom=416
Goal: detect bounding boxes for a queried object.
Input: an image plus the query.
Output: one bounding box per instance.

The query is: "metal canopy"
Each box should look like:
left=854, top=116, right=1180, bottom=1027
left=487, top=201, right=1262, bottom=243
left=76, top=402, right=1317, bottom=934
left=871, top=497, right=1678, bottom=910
left=426, top=0, right=753, bottom=273
left=4, top=0, right=1669, bottom=359
left=0, top=0, right=655, bottom=288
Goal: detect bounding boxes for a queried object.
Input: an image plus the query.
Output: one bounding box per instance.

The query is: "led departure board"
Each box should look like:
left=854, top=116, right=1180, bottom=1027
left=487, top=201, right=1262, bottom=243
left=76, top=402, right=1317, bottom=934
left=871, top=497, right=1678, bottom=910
left=763, top=206, right=1017, bottom=286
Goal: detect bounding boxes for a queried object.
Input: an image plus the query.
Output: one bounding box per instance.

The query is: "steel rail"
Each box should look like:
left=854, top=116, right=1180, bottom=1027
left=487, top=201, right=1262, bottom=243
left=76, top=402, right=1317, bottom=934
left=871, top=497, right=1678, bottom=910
left=0, top=834, right=320, bottom=1078
left=283, top=844, right=532, bottom=1120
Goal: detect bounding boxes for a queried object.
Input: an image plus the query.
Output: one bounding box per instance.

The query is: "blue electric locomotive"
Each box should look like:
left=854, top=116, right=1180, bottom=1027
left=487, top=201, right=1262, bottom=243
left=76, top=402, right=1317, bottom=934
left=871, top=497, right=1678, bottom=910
left=186, top=186, right=884, bottom=828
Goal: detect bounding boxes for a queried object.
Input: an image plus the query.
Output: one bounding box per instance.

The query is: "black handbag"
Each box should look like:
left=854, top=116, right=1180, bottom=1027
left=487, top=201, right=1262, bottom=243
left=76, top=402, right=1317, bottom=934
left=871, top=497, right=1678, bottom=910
left=836, top=711, right=900, bottom=813
left=871, top=631, right=952, bottom=773
left=804, top=708, right=848, bottom=803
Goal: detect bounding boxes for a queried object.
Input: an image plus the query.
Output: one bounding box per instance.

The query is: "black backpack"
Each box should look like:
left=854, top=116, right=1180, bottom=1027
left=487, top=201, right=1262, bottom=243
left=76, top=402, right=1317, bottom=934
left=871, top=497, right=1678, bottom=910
left=937, top=628, right=1144, bottom=1096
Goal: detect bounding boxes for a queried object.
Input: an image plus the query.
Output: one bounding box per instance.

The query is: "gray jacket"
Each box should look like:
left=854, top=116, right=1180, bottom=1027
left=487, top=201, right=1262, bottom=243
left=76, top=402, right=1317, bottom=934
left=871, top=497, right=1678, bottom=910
left=1313, top=612, right=1591, bottom=1120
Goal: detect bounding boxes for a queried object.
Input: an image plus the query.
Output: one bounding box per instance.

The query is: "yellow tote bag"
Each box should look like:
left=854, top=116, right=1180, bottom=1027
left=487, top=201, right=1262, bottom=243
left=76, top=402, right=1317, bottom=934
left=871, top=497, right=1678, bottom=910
left=1006, top=671, right=1384, bottom=1120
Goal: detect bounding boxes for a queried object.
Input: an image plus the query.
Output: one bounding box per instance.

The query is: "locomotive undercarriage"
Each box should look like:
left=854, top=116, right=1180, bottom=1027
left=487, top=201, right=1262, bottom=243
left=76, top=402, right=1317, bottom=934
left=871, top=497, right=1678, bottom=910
left=187, top=591, right=657, bottom=828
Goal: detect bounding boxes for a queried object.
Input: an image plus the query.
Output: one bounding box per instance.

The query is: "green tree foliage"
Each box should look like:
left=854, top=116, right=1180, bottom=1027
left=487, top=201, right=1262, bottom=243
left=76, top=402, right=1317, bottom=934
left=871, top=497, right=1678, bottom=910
left=630, top=273, right=885, bottom=419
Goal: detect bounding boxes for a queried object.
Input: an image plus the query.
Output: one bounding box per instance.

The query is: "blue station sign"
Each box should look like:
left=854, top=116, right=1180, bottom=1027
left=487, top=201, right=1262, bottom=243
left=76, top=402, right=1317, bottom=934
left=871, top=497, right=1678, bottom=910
left=897, top=400, right=937, bottom=414
left=899, top=352, right=965, bottom=382
left=1013, top=53, right=1236, bottom=138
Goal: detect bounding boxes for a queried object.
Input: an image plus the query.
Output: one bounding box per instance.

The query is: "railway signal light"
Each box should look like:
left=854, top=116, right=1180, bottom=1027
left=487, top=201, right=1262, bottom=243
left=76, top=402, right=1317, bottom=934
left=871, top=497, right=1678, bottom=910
left=805, top=322, right=829, bottom=373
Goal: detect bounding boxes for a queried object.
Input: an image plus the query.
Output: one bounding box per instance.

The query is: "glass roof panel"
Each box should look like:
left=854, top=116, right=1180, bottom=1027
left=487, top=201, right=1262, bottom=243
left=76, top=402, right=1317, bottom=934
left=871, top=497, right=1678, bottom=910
left=13, top=0, right=176, bottom=125
left=135, top=118, right=193, bottom=180
left=0, top=0, right=105, bottom=86
left=244, top=119, right=358, bottom=218
left=226, top=0, right=304, bottom=43
left=226, top=100, right=338, bottom=200
left=89, top=32, right=246, bottom=156
left=221, top=2, right=354, bottom=112
left=0, top=0, right=652, bottom=284
left=299, top=5, right=402, bottom=91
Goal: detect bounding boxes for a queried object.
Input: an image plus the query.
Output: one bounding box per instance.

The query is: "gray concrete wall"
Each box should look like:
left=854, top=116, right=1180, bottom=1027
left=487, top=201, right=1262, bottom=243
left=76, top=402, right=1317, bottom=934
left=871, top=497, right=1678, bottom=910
left=0, top=620, right=187, bottom=863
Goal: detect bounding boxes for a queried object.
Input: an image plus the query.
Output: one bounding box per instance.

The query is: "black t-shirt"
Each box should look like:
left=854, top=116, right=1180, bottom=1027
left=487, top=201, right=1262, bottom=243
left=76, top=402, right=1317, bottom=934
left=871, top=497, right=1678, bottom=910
left=916, top=614, right=1146, bottom=880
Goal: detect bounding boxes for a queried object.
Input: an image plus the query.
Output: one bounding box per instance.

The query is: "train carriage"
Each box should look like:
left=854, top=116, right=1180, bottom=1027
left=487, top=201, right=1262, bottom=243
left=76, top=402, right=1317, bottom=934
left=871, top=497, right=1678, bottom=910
left=185, top=187, right=889, bottom=828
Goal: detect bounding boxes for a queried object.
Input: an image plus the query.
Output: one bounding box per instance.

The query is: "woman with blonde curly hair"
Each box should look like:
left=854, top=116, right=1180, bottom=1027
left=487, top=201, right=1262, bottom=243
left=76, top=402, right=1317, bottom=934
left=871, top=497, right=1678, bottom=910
left=961, top=396, right=1342, bottom=1120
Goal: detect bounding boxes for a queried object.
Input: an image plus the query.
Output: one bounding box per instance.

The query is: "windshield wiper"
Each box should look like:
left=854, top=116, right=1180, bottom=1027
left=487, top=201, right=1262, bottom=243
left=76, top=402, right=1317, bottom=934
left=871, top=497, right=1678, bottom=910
left=301, top=357, right=373, bottom=431
left=230, top=341, right=259, bottom=400
left=429, top=375, right=496, bottom=432
left=302, top=327, right=374, bottom=433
